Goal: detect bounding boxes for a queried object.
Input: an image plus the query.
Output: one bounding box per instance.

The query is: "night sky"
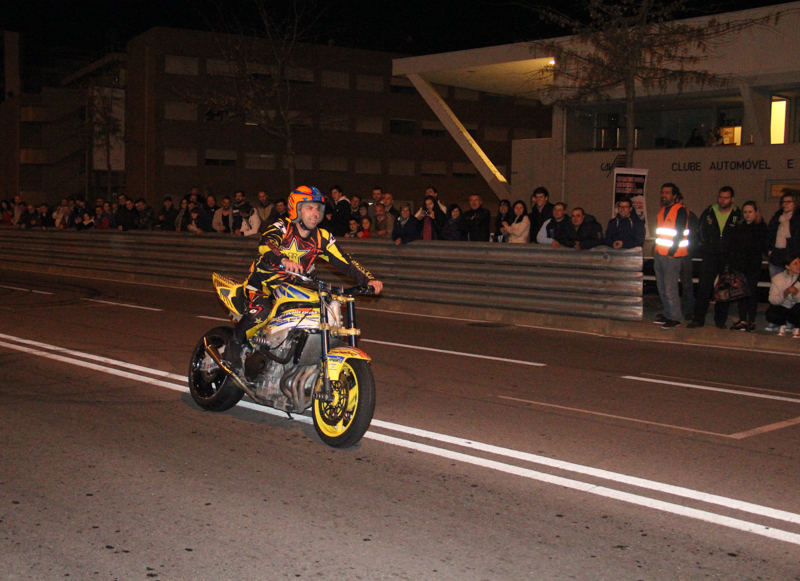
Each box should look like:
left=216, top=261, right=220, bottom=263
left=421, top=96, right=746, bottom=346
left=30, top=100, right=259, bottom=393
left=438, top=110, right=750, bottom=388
left=1, top=0, right=793, bottom=56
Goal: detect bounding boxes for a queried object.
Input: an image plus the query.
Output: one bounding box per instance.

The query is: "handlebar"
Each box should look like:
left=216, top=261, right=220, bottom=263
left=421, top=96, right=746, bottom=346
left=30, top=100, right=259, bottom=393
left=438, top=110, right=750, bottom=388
left=280, top=269, right=376, bottom=297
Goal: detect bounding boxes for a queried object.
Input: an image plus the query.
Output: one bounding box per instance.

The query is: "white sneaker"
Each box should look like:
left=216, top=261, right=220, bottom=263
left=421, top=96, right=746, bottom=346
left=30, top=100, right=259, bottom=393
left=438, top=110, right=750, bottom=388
left=765, top=323, right=779, bottom=332
left=793, top=328, right=800, bottom=339
left=778, top=325, right=787, bottom=336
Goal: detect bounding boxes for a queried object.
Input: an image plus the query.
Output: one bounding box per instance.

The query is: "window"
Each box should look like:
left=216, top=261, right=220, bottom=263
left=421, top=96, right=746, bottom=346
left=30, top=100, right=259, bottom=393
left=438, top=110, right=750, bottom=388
left=420, top=161, right=446, bottom=176
left=319, top=156, right=348, bottom=172
left=355, top=158, right=382, bottom=174
left=320, top=114, right=349, bottom=131
left=772, top=97, right=788, bottom=145
left=389, top=160, right=415, bottom=176
left=355, top=117, right=383, bottom=134
left=245, top=153, right=276, bottom=170
left=205, top=150, right=237, bottom=167
left=421, top=120, right=446, bottom=137
left=390, top=77, right=416, bottom=95
left=356, top=74, right=384, bottom=92
left=390, top=119, right=416, bottom=135
left=165, top=55, right=199, bottom=76
left=453, top=162, right=477, bottom=178
left=287, top=67, right=314, bottom=85
left=283, top=155, right=313, bottom=170
left=321, top=71, right=349, bottom=89
left=206, top=59, right=238, bottom=76
left=164, top=148, right=197, bottom=166
left=164, top=102, right=197, bottom=121
left=484, top=126, right=509, bottom=142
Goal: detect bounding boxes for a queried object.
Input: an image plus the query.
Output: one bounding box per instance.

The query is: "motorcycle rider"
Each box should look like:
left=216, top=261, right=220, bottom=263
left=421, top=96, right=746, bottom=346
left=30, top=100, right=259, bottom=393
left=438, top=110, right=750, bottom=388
left=225, top=185, right=383, bottom=369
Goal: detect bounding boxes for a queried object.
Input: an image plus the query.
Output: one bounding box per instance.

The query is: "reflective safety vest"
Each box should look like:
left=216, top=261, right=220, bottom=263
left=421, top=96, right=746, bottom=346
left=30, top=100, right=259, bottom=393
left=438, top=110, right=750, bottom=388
left=655, top=204, right=689, bottom=257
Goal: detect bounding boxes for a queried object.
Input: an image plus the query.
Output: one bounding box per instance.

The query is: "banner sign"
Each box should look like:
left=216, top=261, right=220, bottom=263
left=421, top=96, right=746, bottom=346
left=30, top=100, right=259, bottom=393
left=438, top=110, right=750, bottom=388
left=612, top=167, right=648, bottom=230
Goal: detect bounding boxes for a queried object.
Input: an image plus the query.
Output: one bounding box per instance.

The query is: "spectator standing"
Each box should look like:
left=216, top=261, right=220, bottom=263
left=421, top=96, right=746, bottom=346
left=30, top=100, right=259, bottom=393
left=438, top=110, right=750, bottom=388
left=459, top=194, right=491, bottom=241
left=392, top=203, right=419, bottom=245
left=231, top=190, right=247, bottom=232
left=71, top=197, right=88, bottom=224
left=440, top=203, right=465, bottom=241
left=528, top=187, right=554, bottom=243
left=156, top=197, right=179, bottom=230
left=328, top=186, right=351, bottom=237
left=553, top=207, right=603, bottom=249
left=345, top=218, right=361, bottom=238
left=116, top=198, right=138, bottom=231
left=274, top=198, right=288, bottom=221
left=74, top=212, right=95, bottom=231
left=213, top=196, right=234, bottom=233
left=425, top=187, right=447, bottom=213
left=349, top=194, right=362, bottom=221
left=653, top=183, right=689, bottom=329
left=688, top=186, right=742, bottom=329
left=726, top=201, right=769, bottom=332
left=494, top=199, right=511, bottom=242
left=186, top=208, right=204, bottom=234
left=52, top=198, right=72, bottom=229
left=766, top=190, right=800, bottom=279
left=765, top=254, right=800, bottom=336
left=605, top=198, right=645, bottom=249
left=134, top=198, right=155, bottom=230
left=371, top=202, right=395, bottom=239
left=537, top=203, right=568, bottom=246
left=36, top=203, right=54, bottom=228
left=256, top=190, right=276, bottom=232
left=174, top=199, right=189, bottom=231
left=674, top=192, right=699, bottom=321
left=94, top=205, right=113, bottom=229
left=382, top=192, right=400, bottom=218
left=367, top=187, right=383, bottom=217
left=238, top=204, right=261, bottom=236
left=11, top=194, right=23, bottom=225
left=17, top=203, right=39, bottom=229
left=1, top=200, right=13, bottom=225
left=415, top=196, right=445, bottom=240
left=357, top=217, right=372, bottom=238
left=502, top=200, right=531, bottom=244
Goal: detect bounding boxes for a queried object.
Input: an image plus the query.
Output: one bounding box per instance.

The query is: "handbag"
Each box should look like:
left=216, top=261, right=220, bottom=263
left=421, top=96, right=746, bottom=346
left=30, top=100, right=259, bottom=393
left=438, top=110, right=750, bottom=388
left=714, top=267, right=751, bottom=302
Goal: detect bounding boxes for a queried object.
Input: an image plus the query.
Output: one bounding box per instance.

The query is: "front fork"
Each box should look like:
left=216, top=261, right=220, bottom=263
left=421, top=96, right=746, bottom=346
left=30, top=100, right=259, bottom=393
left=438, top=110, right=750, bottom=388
left=318, top=293, right=334, bottom=402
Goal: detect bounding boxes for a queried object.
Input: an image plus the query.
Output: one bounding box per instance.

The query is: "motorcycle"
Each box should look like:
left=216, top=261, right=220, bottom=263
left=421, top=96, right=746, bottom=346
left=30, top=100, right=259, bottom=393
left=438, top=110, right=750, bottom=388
left=188, top=271, right=376, bottom=448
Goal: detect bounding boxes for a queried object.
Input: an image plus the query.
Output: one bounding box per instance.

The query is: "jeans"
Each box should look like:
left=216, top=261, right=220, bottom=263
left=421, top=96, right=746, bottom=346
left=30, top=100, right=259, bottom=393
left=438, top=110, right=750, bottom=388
left=654, top=253, right=683, bottom=321
left=693, top=254, right=727, bottom=325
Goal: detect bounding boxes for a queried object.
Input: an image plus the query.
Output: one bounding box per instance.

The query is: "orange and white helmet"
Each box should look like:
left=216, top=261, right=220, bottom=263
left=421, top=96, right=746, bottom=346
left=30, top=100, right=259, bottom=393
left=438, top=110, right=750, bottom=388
left=287, top=186, right=326, bottom=221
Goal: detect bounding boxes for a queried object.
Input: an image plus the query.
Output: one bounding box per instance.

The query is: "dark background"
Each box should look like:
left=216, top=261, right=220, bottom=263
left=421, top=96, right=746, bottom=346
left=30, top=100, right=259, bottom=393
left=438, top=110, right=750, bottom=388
left=1, top=0, right=793, bottom=56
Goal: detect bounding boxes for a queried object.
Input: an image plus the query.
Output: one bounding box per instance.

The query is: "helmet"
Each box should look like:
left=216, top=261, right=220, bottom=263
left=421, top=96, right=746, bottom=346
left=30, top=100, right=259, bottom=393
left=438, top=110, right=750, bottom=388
left=287, top=185, right=326, bottom=221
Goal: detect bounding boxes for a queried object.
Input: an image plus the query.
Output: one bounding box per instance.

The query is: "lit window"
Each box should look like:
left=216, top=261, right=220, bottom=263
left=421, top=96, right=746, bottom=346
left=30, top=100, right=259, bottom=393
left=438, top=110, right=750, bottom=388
left=772, top=98, right=787, bottom=145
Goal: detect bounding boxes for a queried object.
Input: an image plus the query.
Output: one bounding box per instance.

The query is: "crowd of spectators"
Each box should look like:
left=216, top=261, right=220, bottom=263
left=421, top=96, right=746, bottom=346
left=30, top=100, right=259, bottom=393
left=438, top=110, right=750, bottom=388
left=5, top=181, right=796, bottom=335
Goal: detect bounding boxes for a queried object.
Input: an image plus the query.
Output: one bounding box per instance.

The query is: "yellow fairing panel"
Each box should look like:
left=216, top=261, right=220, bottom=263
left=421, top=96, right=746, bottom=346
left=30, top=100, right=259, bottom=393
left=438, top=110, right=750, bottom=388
left=212, top=273, right=243, bottom=316
left=327, top=346, right=371, bottom=381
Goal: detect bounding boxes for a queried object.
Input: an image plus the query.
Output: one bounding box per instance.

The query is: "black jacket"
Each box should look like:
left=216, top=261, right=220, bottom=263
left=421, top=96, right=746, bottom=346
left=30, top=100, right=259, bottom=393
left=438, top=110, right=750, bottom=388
left=727, top=220, right=769, bottom=274
left=459, top=206, right=491, bottom=241
left=554, top=214, right=604, bottom=249
left=696, top=204, right=743, bottom=258
left=528, top=202, right=554, bottom=241
left=767, top=209, right=800, bottom=266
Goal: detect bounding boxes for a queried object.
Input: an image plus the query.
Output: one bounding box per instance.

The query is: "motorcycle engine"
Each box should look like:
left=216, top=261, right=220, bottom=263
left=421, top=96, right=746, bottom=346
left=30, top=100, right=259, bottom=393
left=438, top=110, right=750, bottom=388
left=249, top=329, right=295, bottom=396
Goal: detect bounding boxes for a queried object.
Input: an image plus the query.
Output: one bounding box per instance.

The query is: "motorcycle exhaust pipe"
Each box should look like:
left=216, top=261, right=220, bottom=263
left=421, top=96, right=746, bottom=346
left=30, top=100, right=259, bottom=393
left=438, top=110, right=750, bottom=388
left=203, top=338, right=259, bottom=401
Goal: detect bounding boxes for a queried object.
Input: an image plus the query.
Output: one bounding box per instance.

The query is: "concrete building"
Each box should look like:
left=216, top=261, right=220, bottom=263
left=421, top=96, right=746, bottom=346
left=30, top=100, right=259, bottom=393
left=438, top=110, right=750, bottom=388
left=392, top=2, right=800, bottom=227
left=1, top=26, right=549, bottom=208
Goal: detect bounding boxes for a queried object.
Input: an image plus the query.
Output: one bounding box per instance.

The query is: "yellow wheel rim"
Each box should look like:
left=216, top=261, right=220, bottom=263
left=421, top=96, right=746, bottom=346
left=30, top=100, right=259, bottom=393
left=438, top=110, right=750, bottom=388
left=314, top=363, right=359, bottom=437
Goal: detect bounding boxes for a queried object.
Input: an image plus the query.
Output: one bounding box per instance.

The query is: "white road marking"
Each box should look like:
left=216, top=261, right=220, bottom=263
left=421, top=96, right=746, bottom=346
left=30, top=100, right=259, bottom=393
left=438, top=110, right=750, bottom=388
left=623, top=375, right=800, bottom=404
left=0, top=284, right=53, bottom=295
left=81, top=298, right=163, bottom=311
left=197, top=315, right=231, bottom=322
left=2, top=332, right=800, bottom=545
left=641, top=372, right=800, bottom=398
left=0, top=332, right=185, bottom=383
left=497, top=395, right=730, bottom=438
left=361, top=338, right=546, bottom=367
left=728, top=416, right=800, bottom=439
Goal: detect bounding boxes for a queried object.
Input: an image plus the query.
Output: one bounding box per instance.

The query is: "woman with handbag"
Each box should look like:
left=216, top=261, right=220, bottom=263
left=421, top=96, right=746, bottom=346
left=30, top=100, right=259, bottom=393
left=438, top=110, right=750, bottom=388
left=726, top=201, right=769, bottom=332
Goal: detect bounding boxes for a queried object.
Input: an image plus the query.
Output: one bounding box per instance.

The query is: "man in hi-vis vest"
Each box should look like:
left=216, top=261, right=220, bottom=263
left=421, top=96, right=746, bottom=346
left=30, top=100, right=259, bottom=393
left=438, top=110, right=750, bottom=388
left=653, top=183, right=690, bottom=329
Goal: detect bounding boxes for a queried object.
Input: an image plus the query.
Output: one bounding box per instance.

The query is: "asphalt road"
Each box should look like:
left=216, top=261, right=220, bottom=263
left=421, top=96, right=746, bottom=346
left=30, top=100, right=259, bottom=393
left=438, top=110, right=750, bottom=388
left=1, top=270, right=799, bottom=581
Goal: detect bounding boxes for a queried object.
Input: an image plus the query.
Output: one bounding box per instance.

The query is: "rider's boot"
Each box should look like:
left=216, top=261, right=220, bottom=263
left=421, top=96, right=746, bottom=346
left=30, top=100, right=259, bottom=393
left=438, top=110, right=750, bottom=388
left=223, top=326, right=246, bottom=373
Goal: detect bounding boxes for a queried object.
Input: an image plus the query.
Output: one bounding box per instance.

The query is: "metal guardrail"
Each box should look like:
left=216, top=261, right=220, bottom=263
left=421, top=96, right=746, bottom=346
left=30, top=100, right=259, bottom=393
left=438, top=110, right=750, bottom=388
left=0, top=229, right=644, bottom=321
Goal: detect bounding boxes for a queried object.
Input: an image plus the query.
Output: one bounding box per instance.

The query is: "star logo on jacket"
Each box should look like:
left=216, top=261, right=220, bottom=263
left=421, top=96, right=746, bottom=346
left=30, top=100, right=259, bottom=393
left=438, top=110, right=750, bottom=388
left=280, top=239, right=311, bottom=264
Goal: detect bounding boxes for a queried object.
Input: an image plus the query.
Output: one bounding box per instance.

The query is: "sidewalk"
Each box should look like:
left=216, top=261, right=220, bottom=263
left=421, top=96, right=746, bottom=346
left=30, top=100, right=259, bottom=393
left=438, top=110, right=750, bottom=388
left=375, top=293, right=800, bottom=355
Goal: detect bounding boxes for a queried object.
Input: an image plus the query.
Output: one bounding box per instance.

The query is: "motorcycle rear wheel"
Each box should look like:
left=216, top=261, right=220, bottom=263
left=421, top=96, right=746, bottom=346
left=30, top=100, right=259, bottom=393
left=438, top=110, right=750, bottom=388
left=188, top=326, right=244, bottom=412
left=313, top=359, right=375, bottom=448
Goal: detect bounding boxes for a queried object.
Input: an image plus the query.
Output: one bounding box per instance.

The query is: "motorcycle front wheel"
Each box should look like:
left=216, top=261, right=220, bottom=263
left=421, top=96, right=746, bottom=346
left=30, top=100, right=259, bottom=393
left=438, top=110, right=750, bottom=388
left=188, top=326, right=244, bottom=412
left=313, top=359, right=375, bottom=448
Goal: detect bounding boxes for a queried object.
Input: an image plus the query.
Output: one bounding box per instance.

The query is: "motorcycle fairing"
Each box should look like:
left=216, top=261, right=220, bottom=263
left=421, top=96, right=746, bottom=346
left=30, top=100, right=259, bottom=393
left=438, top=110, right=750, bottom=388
left=212, top=273, right=244, bottom=316
left=267, top=308, right=320, bottom=334
left=326, top=347, right=371, bottom=381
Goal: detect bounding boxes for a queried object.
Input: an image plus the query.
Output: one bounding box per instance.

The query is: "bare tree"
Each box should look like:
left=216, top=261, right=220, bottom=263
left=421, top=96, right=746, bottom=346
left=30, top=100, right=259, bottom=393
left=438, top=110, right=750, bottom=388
left=197, top=0, right=324, bottom=191
left=88, top=87, right=125, bottom=198
left=529, top=0, right=784, bottom=166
